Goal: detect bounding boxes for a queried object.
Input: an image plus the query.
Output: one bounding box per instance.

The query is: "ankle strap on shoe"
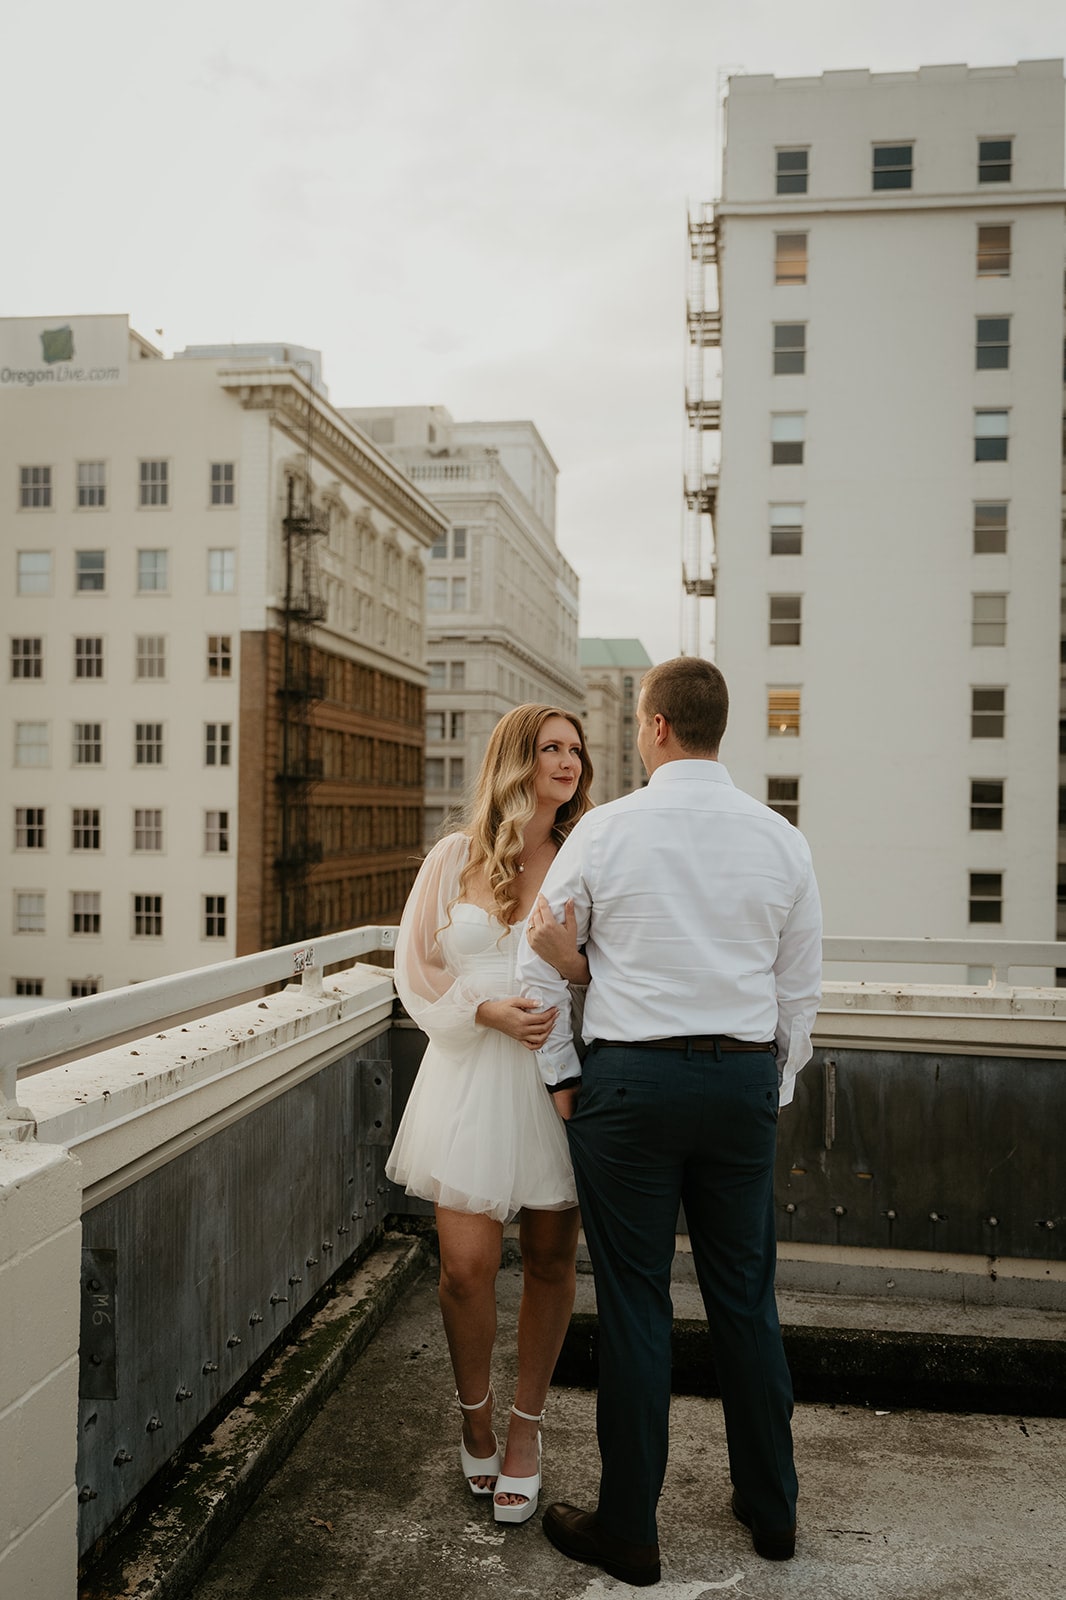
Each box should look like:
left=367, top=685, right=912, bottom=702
left=457, top=1385, right=493, bottom=1412
left=510, top=1404, right=544, bottom=1423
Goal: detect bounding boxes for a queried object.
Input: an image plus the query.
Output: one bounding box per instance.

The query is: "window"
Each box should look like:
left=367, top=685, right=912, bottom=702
left=977, top=224, right=1011, bottom=276
left=134, top=809, right=163, bottom=851
left=135, top=635, right=166, bottom=679
left=975, top=317, right=1010, bottom=370
left=972, top=594, right=1006, bottom=646
left=74, top=636, right=104, bottom=679
left=77, top=462, right=106, bottom=508
left=767, top=688, right=800, bottom=736
left=15, top=722, right=49, bottom=767
left=207, top=636, right=232, bottom=677
left=450, top=661, right=466, bottom=690
left=11, top=638, right=43, bottom=679
left=205, top=723, right=231, bottom=766
left=974, top=502, right=1007, bottom=555
left=969, top=871, right=1002, bottom=923
left=69, top=979, right=100, bottom=998
left=17, top=552, right=52, bottom=595
left=971, top=687, right=1005, bottom=738
left=451, top=576, right=468, bottom=609
left=770, top=504, right=803, bottom=556
left=203, top=895, right=226, bottom=939
left=974, top=410, right=1008, bottom=462
left=452, top=527, right=468, bottom=559
left=449, top=758, right=465, bottom=790
left=73, top=723, right=103, bottom=765
left=209, top=462, right=235, bottom=506
left=773, top=324, right=806, bottom=375
left=204, top=810, right=229, bottom=852
left=75, top=550, right=106, bottom=591
left=970, top=780, right=1004, bottom=830
left=767, top=778, right=799, bottom=826
left=71, top=891, right=101, bottom=935
left=450, top=712, right=465, bottom=741
left=978, top=138, right=1012, bottom=184
left=72, top=808, right=101, bottom=851
left=19, top=466, right=52, bottom=509
left=14, top=977, right=44, bottom=997
left=769, top=595, right=802, bottom=646
left=426, top=712, right=445, bottom=741
left=776, top=149, right=808, bottom=195
left=427, top=661, right=446, bottom=690
left=207, top=548, right=235, bottom=592
left=425, top=757, right=445, bottom=789
left=133, top=894, right=163, bottom=937
left=139, top=459, right=169, bottom=507
left=135, top=722, right=164, bottom=765
left=872, top=143, right=913, bottom=190
left=137, top=549, right=168, bottom=592
left=427, top=576, right=448, bottom=609
left=15, top=808, right=46, bottom=850
left=774, top=232, right=807, bottom=285
left=771, top=414, right=805, bottom=466
left=16, top=893, right=46, bottom=934
left=430, top=533, right=448, bottom=561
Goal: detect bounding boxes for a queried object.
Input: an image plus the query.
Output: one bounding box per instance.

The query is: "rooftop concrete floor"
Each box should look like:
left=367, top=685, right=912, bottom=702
left=187, top=1254, right=1066, bottom=1600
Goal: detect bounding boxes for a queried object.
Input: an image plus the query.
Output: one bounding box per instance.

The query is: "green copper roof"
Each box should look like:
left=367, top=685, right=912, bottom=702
left=579, top=638, right=654, bottom=669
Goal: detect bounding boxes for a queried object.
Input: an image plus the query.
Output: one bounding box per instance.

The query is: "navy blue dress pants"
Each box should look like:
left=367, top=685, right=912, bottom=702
left=564, top=1040, right=797, bottom=1546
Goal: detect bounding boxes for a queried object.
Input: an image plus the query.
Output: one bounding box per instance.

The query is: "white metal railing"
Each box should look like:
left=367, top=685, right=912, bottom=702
left=0, top=927, right=397, bottom=1121
left=821, top=937, right=1065, bottom=984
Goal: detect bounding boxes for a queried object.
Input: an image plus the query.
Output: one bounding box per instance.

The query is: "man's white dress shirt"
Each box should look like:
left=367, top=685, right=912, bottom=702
left=516, top=759, right=823, bottom=1107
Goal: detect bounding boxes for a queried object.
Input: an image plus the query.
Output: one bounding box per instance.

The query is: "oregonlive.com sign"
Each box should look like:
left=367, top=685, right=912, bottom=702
left=0, top=314, right=129, bottom=388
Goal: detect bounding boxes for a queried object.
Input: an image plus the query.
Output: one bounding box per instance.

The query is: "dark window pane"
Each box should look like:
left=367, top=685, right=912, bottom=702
left=873, top=145, right=913, bottom=167
left=873, top=167, right=913, bottom=190
left=777, top=150, right=809, bottom=172
left=777, top=172, right=808, bottom=194
left=975, top=437, right=1008, bottom=462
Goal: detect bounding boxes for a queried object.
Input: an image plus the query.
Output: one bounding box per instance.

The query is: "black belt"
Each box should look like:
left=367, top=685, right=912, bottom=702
left=591, top=1036, right=777, bottom=1055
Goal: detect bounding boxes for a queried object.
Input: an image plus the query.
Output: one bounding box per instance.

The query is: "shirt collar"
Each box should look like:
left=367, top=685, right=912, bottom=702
left=647, top=758, right=734, bottom=787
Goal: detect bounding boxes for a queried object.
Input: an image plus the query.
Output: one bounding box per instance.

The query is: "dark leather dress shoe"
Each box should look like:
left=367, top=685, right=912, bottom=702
left=730, top=1490, right=796, bottom=1560
left=542, top=1502, right=661, bottom=1586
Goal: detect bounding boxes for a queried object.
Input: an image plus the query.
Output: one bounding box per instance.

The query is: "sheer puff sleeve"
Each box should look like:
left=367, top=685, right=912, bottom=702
left=393, top=833, right=498, bottom=1047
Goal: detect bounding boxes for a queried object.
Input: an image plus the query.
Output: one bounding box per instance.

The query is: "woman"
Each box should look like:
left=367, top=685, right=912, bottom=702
left=387, top=704, right=592, bottom=1525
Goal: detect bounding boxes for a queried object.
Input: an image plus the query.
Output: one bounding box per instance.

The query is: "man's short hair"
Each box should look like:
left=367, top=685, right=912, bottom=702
left=640, top=657, right=728, bottom=755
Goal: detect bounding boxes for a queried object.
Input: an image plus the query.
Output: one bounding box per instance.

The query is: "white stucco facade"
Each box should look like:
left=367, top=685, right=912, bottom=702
left=703, top=61, right=1066, bottom=975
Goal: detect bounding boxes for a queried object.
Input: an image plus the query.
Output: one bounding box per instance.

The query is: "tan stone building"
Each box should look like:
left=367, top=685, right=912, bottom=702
left=2, top=318, right=445, bottom=999
left=579, top=638, right=653, bottom=803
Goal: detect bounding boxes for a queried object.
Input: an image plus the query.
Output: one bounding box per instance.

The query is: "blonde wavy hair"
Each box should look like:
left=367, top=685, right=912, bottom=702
left=457, top=704, right=593, bottom=925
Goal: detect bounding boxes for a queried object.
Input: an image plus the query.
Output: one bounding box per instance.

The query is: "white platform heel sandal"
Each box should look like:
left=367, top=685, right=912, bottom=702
left=457, top=1386, right=501, bottom=1495
left=492, top=1405, right=544, bottom=1525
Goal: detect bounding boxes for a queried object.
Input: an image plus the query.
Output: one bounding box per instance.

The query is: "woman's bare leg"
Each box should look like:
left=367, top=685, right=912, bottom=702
left=435, top=1205, right=504, bottom=1486
left=496, top=1206, right=580, bottom=1505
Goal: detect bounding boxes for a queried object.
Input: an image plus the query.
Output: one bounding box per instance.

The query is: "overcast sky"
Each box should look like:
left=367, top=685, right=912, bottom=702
left=6, top=0, right=1065, bottom=663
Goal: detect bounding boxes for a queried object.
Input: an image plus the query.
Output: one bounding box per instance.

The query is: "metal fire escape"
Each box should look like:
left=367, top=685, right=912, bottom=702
left=276, top=462, right=329, bottom=946
left=682, top=202, right=721, bottom=658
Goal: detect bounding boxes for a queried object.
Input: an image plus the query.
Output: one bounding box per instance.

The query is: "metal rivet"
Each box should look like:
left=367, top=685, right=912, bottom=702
left=1038, top=1219, right=1056, bottom=1230
left=337, top=1225, right=349, bottom=1235
left=884, top=1210, right=898, bottom=1221
left=288, top=1275, right=303, bottom=1286
left=202, top=1362, right=219, bottom=1375
left=146, top=1416, right=162, bottom=1433
left=270, top=1294, right=289, bottom=1306
left=114, top=1449, right=133, bottom=1466
left=78, top=1486, right=97, bottom=1504
left=176, top=1387, right=192, bottom=1402
left=833, top=1205, right=846, bottom=1217
left=227, top=1335, right=242, bottom=1348
left=88, top=1278, right=102, bottom=1292
left=306, top=1257, right=319, bottom=1268
left=784, top=1202, right=797, bottom=1214
left=987, top=1216, right=999, bottom=1227
left=321, top=1241, right=333, bottom=1251
left=89, top=1353, right=103, bottom=1367
left=929, top=1212, right=945, bottom=1223
left=249, top=1312, right=263, bottom=1326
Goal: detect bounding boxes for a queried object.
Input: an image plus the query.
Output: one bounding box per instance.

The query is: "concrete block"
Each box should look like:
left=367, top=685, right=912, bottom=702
left=0, top=1356, right=79, bottom=1545
left=0, top=1143, right=81, bottom=1263
left=0, top=1222, right=81, bottom=1414
left=0, top=1488, right=78, bottom=1600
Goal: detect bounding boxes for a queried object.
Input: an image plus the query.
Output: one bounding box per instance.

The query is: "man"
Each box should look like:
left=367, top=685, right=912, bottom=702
left=516, top=656, right=822, bottom=1587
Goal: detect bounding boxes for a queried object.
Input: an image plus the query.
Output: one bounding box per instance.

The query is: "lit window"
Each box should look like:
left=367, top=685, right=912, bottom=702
left=769, top=595, right=802, bottom=646
left=970, top=780, right=1004, bottom=831
left=16, top=893, right=46, bottom=933
left=207, top=636, right=232, bottom=678
left=208, top=548, right=235, bottom=592
left=135, top=723, right=164, bottom=765
left=973, top=503, right=1007, bottom=555
left=767, top=688, right=800, bottom=736
left=135, top=635, right=166, bottom=679
left=770, top=504, right=803, bottom=556
left=210, top=462, right=236, bottom=506
left=971, top=687, right=1005, bottom=738
left=75, top=550, right=106, bottom=592
left=977, top=224, right=1011, bottom=276
left=974, top=410, right=1008, bottom=462
left=774, top=233, right=807, bottom=285
left=11, top=638, right=43, bottom=679
left=969, top=871, right=1002, bottom=923
left=14, top=722, right=49, bottom=766
left=776, top=149, right=808, bottom=195
left=975, top=318, right=1009, bottom=371
left=133, top=809, right=163, bottom=852
left=73, top=723, right=103, bottom=765
left=15, top=808, right=46, bottom=849
left=771, top=414, right=805, bottom=466
left=972, top=594, right=1006, bottom=646
left=204, top=810, right=229, bottom=852
left=133, top=894, right=163, bottom=937
left=205, top=723, right=231, bottom=766
left=978, top=138, right=1012, bottom=184
left=203, top=895, right=227, bottom=938
left=72, top=809, right=101, bottom=851
left=71, top=891, right=101, bottom=935
left=139, top=459, right=169, bottom=507
left=19, top=466, right=52, bottom=509
left=767, top=778, right=799, bottom=825
left=77, top=461, right=106, bottom=508
left=17, top=552, right=52, bottom=595
left=872, top=143, right=913, bottom=190
left=137, top=549, right=168, bottom=592
left=773, top=324, right=806, bottom=375
left=74, top=637, right=104, bottom=679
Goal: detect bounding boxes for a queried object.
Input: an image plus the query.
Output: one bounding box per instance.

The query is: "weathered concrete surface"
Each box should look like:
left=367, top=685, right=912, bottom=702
left=185, top=1258, right=1066, bottom=1600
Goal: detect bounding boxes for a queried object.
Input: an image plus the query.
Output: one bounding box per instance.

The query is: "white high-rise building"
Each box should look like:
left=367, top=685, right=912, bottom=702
left=691, top=60, right=1066, bottom=976
left=342, top=406, right=584, bottom=845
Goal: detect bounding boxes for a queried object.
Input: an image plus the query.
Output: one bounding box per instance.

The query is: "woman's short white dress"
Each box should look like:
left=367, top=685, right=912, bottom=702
left=386, top=833, right=577, bottom=1223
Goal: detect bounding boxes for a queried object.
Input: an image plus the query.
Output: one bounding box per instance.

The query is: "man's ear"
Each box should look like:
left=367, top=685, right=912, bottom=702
left=654, top=713, right=669, bottom=745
